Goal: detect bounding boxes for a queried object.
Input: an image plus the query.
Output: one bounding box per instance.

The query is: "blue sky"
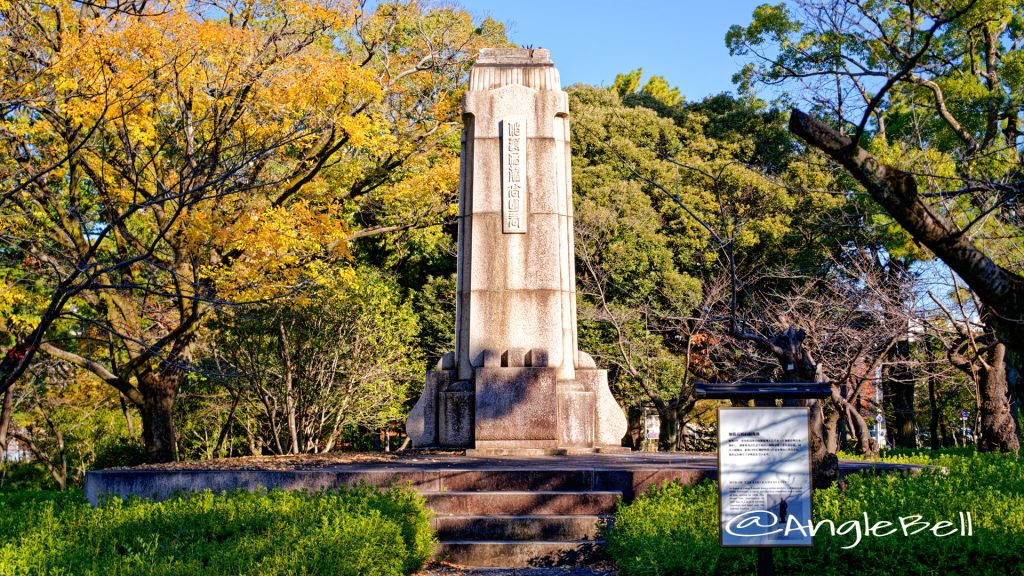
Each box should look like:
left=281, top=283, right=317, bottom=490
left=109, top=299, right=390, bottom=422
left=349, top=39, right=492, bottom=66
left=455, top=0, right=766, bottom=101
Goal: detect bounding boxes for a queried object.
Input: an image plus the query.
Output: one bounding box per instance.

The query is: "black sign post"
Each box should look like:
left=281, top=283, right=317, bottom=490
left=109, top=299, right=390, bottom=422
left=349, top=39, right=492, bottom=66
left=697, top=382, right=831, bottom=576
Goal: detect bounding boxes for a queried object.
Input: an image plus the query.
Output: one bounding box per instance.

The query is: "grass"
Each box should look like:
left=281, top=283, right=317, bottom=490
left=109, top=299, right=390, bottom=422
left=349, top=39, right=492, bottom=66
left=605, top=450, right=1024, bottom=575
left=0, top=485, right=434, bottom=576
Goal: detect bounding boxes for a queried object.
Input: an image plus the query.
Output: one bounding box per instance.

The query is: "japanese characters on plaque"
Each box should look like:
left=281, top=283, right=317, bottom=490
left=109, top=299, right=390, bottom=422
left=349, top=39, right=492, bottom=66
left=501, top=117, right=527, bottom=233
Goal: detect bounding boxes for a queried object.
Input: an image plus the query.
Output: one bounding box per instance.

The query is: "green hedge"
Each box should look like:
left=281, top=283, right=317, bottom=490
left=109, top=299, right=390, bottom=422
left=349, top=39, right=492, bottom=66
left=605, top=452, right=1024, bottom=575
left=0, top=485, right=434, bottom=576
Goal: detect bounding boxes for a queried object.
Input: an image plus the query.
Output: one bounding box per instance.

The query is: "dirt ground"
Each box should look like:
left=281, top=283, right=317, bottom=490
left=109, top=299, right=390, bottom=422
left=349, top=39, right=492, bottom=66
left=125, top=450, right=467, bottom=471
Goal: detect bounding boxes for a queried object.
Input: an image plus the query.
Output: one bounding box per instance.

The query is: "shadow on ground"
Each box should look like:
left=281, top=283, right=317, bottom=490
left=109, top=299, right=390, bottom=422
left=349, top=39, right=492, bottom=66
left=416, top=562, right=615, bottom=576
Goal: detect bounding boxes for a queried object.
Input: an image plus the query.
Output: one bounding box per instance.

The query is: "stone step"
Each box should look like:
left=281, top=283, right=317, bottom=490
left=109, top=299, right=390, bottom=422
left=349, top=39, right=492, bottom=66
left=422, top=491, right=621, bottom=516
left=434, top=470, right=600, bottom=492
left=434, top=540, right=603, bottom=568
left=431, top=514, right=608, bottom=541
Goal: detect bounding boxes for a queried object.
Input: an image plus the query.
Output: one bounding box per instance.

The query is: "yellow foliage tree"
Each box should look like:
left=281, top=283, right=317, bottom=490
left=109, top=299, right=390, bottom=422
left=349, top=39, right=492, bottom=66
left=0, top=0, right=505, bottom=461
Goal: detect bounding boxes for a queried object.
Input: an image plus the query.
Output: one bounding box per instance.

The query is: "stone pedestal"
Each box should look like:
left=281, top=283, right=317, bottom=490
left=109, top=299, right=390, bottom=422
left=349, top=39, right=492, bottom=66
left=406, top=48, right=628, bottom=454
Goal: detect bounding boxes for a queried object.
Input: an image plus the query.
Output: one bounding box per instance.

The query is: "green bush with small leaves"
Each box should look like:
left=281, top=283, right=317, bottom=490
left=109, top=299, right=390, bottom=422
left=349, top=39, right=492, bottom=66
left=0, top=485, right=434, bottom=576
left=606, top=452, right=1024, bottom=575
left=90, top=439, right=150, bottom=470
left=0, top=464, right=57, bottom=493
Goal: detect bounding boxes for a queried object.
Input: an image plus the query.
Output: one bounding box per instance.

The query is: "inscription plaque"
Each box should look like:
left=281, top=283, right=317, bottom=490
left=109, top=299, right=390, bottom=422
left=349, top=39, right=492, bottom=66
left=718, top=407, right=813, bottom=547
left=501, top=116, right=527, bottom=233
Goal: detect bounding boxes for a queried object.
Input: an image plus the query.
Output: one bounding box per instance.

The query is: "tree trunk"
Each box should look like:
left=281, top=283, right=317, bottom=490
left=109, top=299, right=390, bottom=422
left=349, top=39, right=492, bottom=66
left=278, top=322, right=300, bottom=454
left=810, top=400, right=838, bottom=489
left=214, top=395, right=240, bottom=458
left=823, top=405, right=841, bottom=453
left=0, top=387, right=12, bottom=460
left=845, top=403, right=875, bottom=455
left=672, top=398, right=697, bottom=451
left=119, top=395, right=137, bottom=439
left=886, top=340, right=917, bottom=448
left=657, top=403, right=679, bottom=452
left=927, top=337, right=941, bottom=450
left=977, top=342, right=1020, bottom=452
left=139, top=372, right=179, bottom=463
left=1007, top=349, right=1022, bottom=431
left=842, top=404, right=857, bottom=451
left=625, top=407, right=643, bottom=450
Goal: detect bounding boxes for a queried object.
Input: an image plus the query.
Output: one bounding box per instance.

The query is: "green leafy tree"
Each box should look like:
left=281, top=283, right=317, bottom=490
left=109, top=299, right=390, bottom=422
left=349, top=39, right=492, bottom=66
left=413, top=274, right=457, bottom=369
left=189, top=267, right=422, bottom=456
left=570, top=82, right=849, bottom=452
left=641, top=75, right=682, bottom=108
left=612, top=68, right=644, bottom=99
left=570, top=85, right=703, bottom=450
left=730, top=0, right=1022, bottom=451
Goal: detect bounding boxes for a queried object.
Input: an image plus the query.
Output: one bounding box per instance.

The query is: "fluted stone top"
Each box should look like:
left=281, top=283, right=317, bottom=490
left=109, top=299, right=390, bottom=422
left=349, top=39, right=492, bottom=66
left=477, top=48, right=553, bottom=65
left=469, top=48, right=561, bottom=92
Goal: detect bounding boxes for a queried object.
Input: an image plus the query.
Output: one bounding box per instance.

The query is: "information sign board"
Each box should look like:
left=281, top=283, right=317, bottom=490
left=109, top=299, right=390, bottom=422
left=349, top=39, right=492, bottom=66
left=718, top=407, right=813, bottom=547
left=645, top=414, right=660, bottom=440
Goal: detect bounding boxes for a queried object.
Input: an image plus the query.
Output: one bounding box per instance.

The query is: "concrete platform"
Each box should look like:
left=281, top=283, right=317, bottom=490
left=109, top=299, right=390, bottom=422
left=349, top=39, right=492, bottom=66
left=85, top=453, right=712, bottom=504
left=84, top=452, right=922, bottom=569
left=84, top=452, right=916, bottom=505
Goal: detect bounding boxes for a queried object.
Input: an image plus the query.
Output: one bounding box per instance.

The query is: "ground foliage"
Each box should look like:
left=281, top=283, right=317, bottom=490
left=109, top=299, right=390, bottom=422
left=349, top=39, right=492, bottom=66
left=0, top=485, right=433, bottom=576
left=605, top=451, right=1024, bottom=575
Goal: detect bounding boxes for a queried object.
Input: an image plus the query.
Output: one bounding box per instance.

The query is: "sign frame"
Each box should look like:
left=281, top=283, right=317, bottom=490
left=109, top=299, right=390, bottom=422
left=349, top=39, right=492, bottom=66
left=717, top=406, right=814, bottom=548
left=500, top=116, right=527, bottom=234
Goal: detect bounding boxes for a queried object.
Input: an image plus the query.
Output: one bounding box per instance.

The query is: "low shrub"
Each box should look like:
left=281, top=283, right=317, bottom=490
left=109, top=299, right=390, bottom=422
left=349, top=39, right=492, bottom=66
left=605, top=452, right=1024, bottom=575
left=91, top=439, right=150, bottom=470
left=836, top=445, right=981, bottom=464
left=0, top=485, right=434, bottom=576
left=0, top=463, right=58, bottom=493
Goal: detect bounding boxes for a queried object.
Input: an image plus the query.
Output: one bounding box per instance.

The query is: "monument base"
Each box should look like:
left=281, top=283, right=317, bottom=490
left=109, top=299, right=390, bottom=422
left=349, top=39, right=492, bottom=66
left=405, top=353, right=629, bottom=452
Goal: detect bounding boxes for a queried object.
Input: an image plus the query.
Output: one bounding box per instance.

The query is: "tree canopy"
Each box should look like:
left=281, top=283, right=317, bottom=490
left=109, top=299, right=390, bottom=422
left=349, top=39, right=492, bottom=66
left=0, top=0, right=505, bottom=461
left=730, top=0, right=1023, bottom=450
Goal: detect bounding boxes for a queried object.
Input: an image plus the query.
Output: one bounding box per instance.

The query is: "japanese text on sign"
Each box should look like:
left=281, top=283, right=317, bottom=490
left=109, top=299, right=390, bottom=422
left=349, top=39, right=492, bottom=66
left=502, top=117, right=527, bottom=233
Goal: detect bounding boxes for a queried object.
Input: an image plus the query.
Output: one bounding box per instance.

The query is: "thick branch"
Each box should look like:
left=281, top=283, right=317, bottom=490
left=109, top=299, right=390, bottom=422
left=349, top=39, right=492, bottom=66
left=38, top=343, right=143, bottom=406
left=908, top=75, right=978, bottom=150
left=789, top=109, right=1024, bottom=340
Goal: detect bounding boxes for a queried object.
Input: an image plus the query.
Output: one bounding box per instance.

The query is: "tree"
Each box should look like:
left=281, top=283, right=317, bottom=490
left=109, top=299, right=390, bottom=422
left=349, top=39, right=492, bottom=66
left=611, top=69, right=644, bottom=100
left=733, top=251, right=920, bottom=451
left=4, top=358, right=130, bottom=489
left=196, top=268, right=421, bottom=455
left=0, top=0, right=505, bottom=461
left=731, top=0, right=1023, bottom=451
left=569, top=82, right=850, bottom=459
left=413, top=274, right=457, bottom=369
left=927, top=278, right=1020, bottom=451
left=570, top=85, right=703, bottom=450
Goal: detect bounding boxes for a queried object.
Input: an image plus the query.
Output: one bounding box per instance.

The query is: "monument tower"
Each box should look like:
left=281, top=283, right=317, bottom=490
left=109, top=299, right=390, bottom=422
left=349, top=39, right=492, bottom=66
left=406, top=48, right=627, bottom=454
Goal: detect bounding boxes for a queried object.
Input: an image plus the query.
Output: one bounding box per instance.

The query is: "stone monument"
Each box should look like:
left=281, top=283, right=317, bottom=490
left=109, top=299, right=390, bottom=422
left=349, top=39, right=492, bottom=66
left=406, top=48, right=628, bottom=454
